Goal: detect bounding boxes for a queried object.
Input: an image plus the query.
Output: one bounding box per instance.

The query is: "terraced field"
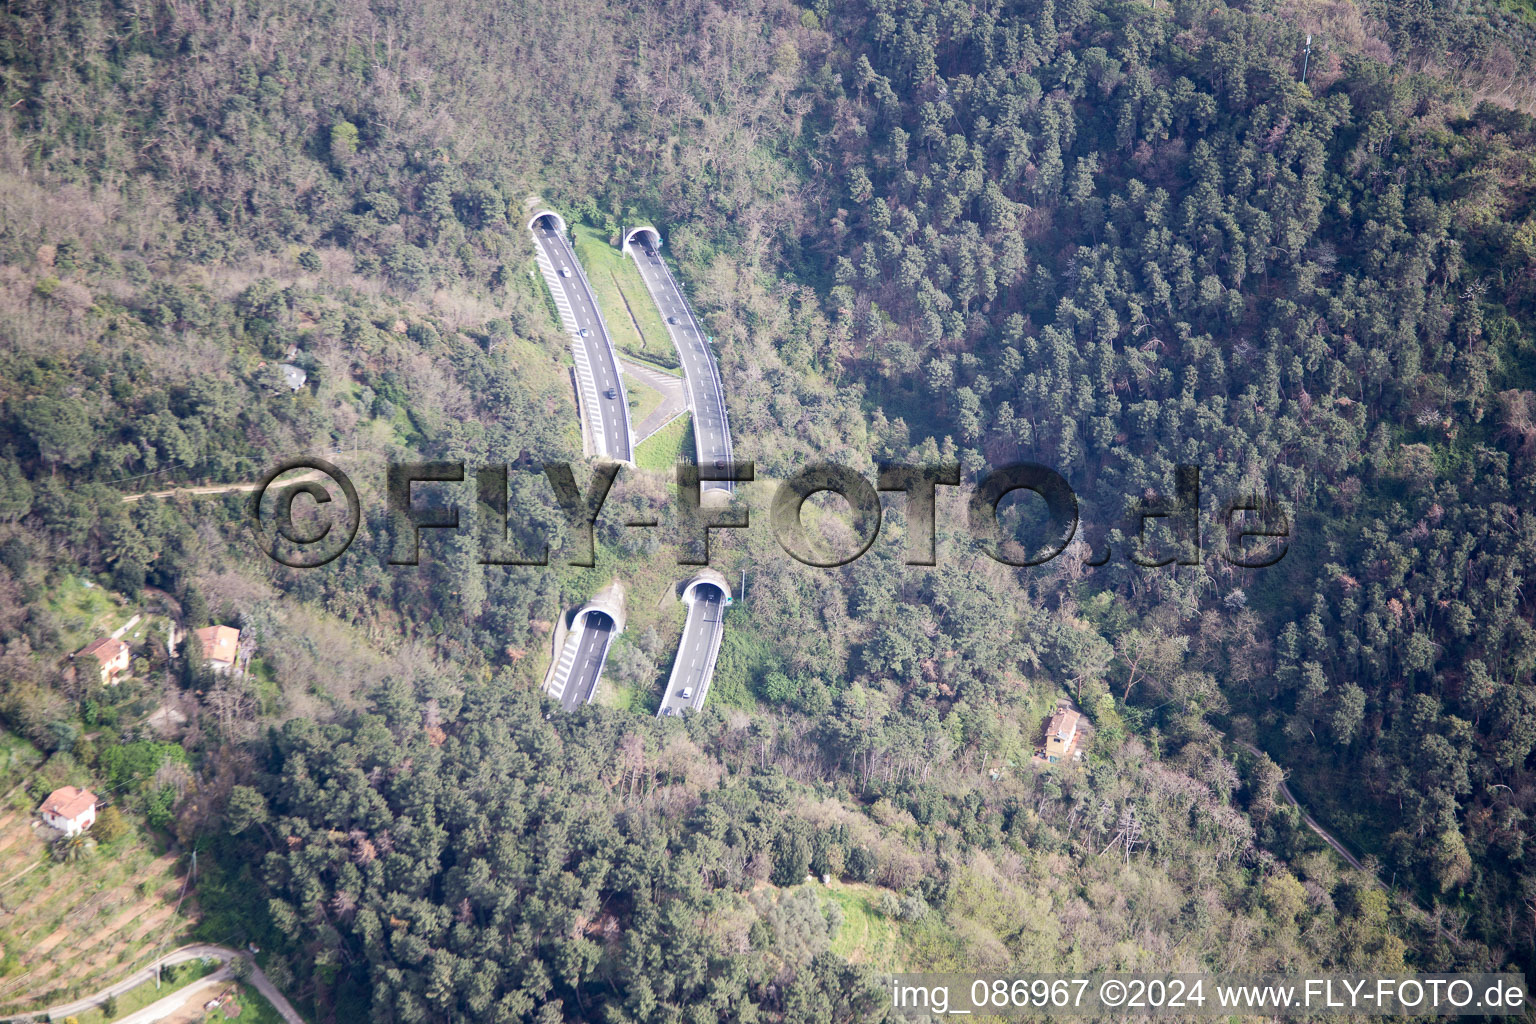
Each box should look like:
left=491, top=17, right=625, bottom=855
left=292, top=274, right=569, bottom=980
left=0, top=800, right=193, bottom=1016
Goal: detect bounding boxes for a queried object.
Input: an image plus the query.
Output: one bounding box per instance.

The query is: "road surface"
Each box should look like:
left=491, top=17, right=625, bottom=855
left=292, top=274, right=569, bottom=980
left=531, top=216, right=632, bottom=462
left=111, top=964, right=232, bottom=1024
left=546, top=611, right=616, bottom=711
left=657, top=585, right=725, bottom=717
left=1230, top=739, right=1366, bottom=871
left=33, top=944, right=304, bottom=1024
left=626, top=233, right=734, bottom=494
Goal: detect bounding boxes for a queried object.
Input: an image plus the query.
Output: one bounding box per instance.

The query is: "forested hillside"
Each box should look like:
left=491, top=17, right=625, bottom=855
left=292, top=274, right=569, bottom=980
left=2, top=0, right=1536, bottom=1020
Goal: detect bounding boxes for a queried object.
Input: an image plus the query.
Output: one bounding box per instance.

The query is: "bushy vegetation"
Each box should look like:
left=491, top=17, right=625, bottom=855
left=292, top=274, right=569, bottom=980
left=1, top=0, right=1536, bottom=1020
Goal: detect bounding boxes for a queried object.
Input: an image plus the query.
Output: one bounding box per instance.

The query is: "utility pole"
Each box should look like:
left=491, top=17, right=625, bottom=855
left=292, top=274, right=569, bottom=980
left=1301, top=33, right=1312, bottom=85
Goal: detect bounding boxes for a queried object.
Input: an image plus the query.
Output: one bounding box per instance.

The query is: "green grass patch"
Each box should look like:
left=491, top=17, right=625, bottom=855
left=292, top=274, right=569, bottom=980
left=0, top=730, right=43, bottom=791
left=622, top=349, right=684, bottom=377
left=490, top=333, right=583, bottom=454
left=1496, top=0, right=1536, bottom=26
left=634, top=413, right=695, bottom=471
left=570, top=224, right=676, bottom=367
left=603, top=679, right=653, bottom=714
left=247, top=657, right=283, bottom=716
left=72, top=957, right=222, bottom=1024
left=498, top=333, right=573, bottom=401
left=598, top=633, right=665, bottom=715
left=45, top=575, right=131, bottom=654
left=820, top=880, right=903, bottom=970
left=708, top=612, right=770, bottom=710
left=623, top=372, right=667, bottom=428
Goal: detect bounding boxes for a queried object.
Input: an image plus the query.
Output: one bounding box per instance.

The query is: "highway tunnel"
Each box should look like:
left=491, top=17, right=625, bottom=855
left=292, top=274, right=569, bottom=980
left=680, top=571, right=730, bottom=606
left=576, top=609, right=613, bottom=631
left=529, top=210, right=568, bottom=235
left=622, top=226, right=661, bottom=254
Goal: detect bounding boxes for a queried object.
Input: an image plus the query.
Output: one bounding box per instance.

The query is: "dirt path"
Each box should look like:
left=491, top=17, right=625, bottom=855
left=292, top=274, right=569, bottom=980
left=120, top=470, right=326, bottom=503
left=1230, top=739, right=1367, bottom=871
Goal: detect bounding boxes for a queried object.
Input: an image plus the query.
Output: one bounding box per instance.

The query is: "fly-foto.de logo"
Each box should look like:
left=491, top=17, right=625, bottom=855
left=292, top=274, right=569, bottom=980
left=247, top=458, right=1290, bottom=571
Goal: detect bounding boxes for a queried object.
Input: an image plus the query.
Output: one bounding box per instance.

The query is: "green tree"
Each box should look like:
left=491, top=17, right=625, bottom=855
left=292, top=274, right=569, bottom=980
left=329, top=120, right=359, bottom=165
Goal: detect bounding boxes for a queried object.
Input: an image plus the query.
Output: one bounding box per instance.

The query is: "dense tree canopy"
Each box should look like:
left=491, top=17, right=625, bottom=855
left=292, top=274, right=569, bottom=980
left=2, top=0, right=1536, bottom=1018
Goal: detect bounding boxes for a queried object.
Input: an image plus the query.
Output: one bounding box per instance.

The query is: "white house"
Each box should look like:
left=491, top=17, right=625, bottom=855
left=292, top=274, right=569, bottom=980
left=1044, top=708, right=1082, bottom=764
left=39, top=786, right=98, bottom=835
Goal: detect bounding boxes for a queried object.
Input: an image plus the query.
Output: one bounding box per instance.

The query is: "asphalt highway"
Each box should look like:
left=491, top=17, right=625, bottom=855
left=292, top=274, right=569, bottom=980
left=558, top=611, right=615, bottom=711
left=657, top=585, right=724, bottom=717
left=533, top=217, right=632, bottom=462
left=628, top=237, right=734, bottom=493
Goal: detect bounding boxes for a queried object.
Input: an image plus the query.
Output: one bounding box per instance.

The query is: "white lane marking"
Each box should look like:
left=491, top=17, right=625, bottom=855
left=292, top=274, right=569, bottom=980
left=547, top=629, right=583, bottom=701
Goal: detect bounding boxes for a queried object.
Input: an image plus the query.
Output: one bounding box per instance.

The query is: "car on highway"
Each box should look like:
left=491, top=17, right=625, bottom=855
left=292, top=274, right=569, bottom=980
left=580, top=327, right=591, bottom=337
left=643, top=248, right=657, bottom=257
left=604, top=387, right=617, bottom=399
left=680, top=688, right=692, bottom=700
left=666, top=316, right=679, bottom=325
left=560, top=267, right=572, bottom=278
left=714, top=459, right=727, bottom=470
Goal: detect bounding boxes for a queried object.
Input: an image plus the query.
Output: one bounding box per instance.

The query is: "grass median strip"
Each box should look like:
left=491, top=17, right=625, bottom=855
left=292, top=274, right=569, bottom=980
left=570, top=224, right=677, bottom=369
left=634, top=413, right=694, bottom=471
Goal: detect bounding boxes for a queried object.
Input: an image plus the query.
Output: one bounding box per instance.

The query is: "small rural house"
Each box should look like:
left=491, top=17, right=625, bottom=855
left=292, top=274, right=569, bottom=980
left=279, top=363, right=308, bottom=390
left=76, top=636, right=130, bottom=685
left=195, top=625, right=241, bottom=674
left=39, top=786, right=98, bottom=835
left=1044, top=708, right=1082, bottom=764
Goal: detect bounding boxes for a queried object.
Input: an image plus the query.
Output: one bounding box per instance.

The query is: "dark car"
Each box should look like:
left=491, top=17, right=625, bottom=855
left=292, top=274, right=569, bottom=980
left=666, top=315, right=679, bottom=325
left=714, top=459, right=728, bottom=469
left=604, top=387, right=617, bottom=399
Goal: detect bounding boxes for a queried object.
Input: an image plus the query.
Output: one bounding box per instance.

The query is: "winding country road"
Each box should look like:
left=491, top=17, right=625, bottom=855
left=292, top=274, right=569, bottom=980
left=1230, top=739, right=1367, bottom=872
left=1231, top=738, right=1468, bottom=948
left=23, top=944, right=304, bottom=1024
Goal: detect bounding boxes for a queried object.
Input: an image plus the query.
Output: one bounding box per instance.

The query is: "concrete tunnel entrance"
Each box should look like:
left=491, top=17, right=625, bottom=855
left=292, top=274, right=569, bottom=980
left=622, top=226, right=661, bottom=254
left=576, top=609, right=613, bottom=631
left=680, top=569, right=731, bottom=606
left=572, top=580, right=627, bottom=634
left=529, top=210, right=568, bottom=235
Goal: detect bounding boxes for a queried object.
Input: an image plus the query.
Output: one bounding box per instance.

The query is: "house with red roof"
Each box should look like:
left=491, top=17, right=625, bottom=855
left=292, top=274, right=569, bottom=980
left=194, top=625, right=241, bottom=674
left=39, top=786, right=98, bottom=835
left=76, top=636, right=130, bottom=685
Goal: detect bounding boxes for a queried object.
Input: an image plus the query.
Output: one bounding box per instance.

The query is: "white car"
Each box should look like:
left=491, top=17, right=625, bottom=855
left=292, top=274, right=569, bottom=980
left=680, top=688, right=692, bottom=700
left=560, top=267, right=572, bottom=278
left=580, top=328, right=591, bottom=337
